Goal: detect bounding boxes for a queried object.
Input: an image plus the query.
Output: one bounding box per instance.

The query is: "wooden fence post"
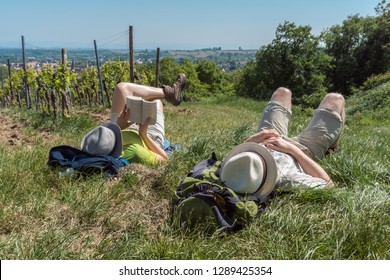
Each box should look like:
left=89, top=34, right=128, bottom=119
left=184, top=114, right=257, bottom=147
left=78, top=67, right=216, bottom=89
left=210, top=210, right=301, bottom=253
left=129, top=26, right=134, bottom=83
left=61, top=48, right=71, bottom=115
left=21, top=35, right=31, bottom=109
left=61, top=48, right=68, bottom=64
left=94, top=40, right=105, bottom=107
left=155, top=47, right=160, bottom=87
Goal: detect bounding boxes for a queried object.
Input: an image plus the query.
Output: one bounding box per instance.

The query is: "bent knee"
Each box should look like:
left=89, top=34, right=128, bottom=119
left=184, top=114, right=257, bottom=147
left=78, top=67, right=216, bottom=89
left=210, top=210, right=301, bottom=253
left=325, top=92, right=345, bottom=103
left=114, top=82, right=128, bottom=93
left=273, top=87, right=291, bottom=97
left=113, top=82, right=135, bottom=98
left=319, top=92, right=345, bottom=113
left=271, top=87, right=292, bottom=108
left=322, top=93, right=345, bottom=107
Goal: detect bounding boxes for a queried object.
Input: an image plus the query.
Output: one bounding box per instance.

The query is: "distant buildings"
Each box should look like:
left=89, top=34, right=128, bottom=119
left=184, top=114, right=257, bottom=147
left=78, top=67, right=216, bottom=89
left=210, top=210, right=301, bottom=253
left=8, top=61, right=59, bottom=72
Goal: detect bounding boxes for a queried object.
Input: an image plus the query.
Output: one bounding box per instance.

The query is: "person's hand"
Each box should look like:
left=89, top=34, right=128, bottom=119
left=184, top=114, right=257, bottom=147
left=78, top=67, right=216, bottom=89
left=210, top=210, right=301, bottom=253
left=263, top=136, right=299, bottom=155
left=246, top=129, right=280, bottom=143
left=116, top=105, right=134, bottom=129
left=138, top=117, right=151, bottom=137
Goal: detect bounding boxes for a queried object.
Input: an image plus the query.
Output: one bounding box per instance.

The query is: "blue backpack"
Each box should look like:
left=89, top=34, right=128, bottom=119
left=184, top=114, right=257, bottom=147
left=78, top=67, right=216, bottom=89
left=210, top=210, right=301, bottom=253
left=48, top=145, right=128, bottom=178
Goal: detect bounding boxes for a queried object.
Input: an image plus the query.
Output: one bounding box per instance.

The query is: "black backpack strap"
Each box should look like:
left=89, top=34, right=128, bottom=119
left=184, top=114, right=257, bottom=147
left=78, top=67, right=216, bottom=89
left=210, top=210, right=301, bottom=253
left=191, top=153, right=219, bottom=178
left=192, top=193, right=236, bottom=232
left=178, top=181, right=222, bottom=199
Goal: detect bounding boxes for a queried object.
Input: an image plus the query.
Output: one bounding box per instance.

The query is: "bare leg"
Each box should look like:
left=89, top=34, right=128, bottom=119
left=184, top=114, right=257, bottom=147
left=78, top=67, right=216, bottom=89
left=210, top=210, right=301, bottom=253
left=270, top=87, right=292, bottom=111
left=257, top=87, right=292, bottom=136
left=111, top=82, right=164, bottom=114
left=317, top=93, right=346, bottom=150
left=110, top=73, right=186, bottom=123
left=318, top=93, right=346, bottom=125
left=295, top=93, right=345, bottom=158
left=109, top=82, right=165, bottom=123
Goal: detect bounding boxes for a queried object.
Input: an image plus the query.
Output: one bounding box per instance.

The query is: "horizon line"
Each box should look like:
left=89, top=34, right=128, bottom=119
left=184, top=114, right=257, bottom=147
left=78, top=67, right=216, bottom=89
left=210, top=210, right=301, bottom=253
left=0, top=47, right=259, bottom=52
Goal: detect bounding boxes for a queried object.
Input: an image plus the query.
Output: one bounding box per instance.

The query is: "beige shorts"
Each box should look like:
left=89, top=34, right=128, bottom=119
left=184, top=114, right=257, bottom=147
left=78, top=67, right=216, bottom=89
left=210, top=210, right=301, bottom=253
left=257, top=101, right=343, bottom=159
left=129, top=110, right=165, bottom=149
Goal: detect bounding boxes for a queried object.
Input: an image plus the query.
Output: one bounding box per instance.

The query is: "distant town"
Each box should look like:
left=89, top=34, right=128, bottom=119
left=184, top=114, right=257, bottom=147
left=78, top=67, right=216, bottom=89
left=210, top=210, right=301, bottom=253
left=0, top=47, right=257, bottom=74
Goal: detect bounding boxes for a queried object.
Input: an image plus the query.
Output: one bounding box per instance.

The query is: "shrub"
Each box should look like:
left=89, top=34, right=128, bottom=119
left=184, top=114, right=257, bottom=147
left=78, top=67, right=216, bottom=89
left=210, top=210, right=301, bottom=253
left=360, top=72, right=390, bottom=91
left=347, top=80, right=390, bottom=115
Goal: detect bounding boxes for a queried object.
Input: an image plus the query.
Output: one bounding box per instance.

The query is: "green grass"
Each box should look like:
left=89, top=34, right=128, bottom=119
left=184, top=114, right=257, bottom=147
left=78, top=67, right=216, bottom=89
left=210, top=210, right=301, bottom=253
left=0, top=92, right=389, bottom=260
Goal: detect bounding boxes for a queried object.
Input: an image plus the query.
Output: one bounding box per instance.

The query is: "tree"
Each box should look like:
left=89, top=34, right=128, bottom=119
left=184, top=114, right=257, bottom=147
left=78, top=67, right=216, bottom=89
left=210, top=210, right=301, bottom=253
left=195, top=60, right=223, bottom=91
left=322, top=0, right=390, bottom=95
left=159, top=57, right=182, bottom=86
left=323, top=15, right=370, bottom=95
left=180, top=59, right=208, bottom=100
left=356, top=1, right=390, bottom=85
left=238, top=21, right=331, bottom=106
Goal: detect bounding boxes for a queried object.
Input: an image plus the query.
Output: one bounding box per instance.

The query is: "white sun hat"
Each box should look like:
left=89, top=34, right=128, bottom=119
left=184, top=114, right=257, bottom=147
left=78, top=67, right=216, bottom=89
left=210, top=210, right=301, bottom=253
left=218, top=142, right=277, bottom=197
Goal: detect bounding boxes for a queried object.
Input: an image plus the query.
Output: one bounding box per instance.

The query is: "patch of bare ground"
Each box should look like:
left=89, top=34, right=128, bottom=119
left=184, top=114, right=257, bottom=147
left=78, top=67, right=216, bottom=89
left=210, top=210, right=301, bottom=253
left=0, top=113, right=33, bottom=146
left=0, top=112, right=64, bottom=146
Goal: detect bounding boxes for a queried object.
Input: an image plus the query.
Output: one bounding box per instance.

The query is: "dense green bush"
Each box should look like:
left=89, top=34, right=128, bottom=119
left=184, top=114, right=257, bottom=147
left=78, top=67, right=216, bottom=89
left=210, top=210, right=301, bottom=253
left=359, top=72, right=390, bottom=91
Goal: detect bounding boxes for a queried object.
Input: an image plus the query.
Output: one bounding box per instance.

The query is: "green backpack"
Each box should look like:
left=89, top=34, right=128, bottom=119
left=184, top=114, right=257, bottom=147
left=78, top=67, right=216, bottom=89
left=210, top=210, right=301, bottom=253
left=175, top=153, right=273, bottom=233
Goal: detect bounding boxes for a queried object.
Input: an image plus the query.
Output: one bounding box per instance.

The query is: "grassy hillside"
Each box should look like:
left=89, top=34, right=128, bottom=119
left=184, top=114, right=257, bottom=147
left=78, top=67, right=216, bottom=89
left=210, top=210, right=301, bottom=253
left=0, top=84, right=389, bottom=259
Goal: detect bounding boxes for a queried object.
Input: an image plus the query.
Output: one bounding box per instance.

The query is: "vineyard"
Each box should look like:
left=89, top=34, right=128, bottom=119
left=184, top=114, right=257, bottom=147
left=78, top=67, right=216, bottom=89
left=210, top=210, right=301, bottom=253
left=4, top=63, right=97, bottom=121
left=0, top=54, right=239, bottom=125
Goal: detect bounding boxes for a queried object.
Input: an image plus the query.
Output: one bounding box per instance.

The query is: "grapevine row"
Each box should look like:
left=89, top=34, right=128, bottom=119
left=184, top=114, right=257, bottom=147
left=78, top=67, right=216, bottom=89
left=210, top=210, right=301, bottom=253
left=0, top=60, right=157, bottom=123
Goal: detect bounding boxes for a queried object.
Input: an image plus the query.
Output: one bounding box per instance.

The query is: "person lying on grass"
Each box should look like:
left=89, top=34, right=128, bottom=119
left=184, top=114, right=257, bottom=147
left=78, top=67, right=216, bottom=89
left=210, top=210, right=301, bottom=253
left=80, top=74, right=186, bottom=166
left=216, top=87, right=346, bottom=198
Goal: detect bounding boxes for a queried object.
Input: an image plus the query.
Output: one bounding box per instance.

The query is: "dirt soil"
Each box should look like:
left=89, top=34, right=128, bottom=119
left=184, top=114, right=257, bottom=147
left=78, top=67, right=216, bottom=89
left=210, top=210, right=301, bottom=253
left=0, top=108, right=112, bottom=147
left=0, top=113, right=32, bottom=146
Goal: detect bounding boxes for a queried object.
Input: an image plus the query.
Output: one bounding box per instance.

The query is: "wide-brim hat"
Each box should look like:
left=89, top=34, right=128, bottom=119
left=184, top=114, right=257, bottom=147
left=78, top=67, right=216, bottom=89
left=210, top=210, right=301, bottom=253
left=80, top=123, right=123, bottom=158
left=217, top=142, right=277, bottom=197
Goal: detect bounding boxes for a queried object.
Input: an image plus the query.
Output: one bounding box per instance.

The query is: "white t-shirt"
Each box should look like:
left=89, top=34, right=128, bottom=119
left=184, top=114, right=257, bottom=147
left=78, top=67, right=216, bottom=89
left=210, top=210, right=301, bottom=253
left=269, top=149, right=327, bottom=190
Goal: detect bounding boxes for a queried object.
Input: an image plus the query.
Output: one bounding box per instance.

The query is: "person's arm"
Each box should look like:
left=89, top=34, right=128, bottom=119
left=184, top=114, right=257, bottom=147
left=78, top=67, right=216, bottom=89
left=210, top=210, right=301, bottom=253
left=138, top=118, right=168, bottom=161
left=263, top=136, right=333, bottom=186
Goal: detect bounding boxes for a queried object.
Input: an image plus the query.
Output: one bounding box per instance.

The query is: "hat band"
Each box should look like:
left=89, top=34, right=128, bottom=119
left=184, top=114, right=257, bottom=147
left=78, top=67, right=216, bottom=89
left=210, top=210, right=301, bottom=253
left=254, top=154, right=267, bottom=193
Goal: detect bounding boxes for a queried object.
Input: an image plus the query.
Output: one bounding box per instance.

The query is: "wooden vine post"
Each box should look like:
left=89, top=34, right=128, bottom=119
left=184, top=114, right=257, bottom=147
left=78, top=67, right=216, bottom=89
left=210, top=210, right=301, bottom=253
left=129, top=26, right=134, bottom=83
left=155, top=47, right=160, bottom=87
left=61, top=48, right=71, bottom=116
left=21, top=35, right=31, bottom=109
left=94, top=40, right=105, bottom=107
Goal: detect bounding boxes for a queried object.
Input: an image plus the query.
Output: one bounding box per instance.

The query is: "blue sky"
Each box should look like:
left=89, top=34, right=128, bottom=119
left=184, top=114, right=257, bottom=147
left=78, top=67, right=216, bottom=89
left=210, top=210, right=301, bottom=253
left=0, top=0, right=381, bottom=50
